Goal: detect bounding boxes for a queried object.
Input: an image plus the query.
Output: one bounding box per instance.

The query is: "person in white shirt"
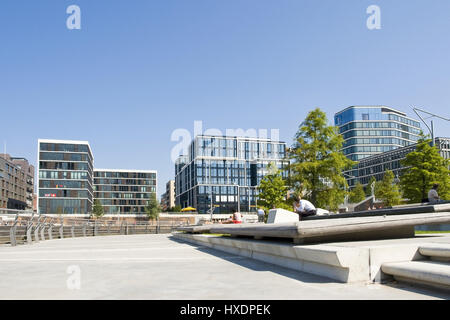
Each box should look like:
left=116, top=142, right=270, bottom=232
left=257, top=208, right=265, bottom=223
left=428, top=184, right=441, bottom=203
left=292, top=195, right=316, bottom=221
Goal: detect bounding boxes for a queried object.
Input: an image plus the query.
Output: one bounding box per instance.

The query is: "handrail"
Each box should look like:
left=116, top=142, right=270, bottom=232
left=0, top=209, right=193, bottom=247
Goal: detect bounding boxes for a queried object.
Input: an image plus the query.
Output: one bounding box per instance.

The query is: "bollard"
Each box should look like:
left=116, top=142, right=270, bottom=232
left=41, top=225, right=46, bottom=241
left=126, top=222, right=129, bottom=235
left=83, top=224, right=87, bottom=237
left=94, top=221, right=98, bottom=236
left=71, top=226, right=75, bottom=238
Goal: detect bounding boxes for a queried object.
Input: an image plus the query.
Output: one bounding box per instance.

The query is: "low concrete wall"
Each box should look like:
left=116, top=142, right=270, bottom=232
left=173, top=232, right=450, bottom=284
left=173, top=233, right=371, bottom=283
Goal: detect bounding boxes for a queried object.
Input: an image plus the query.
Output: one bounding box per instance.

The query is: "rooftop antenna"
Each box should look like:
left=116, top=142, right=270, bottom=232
left=412, top=107, right=450, bottom=147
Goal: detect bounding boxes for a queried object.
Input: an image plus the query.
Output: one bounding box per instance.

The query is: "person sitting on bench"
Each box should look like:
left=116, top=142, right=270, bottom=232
left=428, top=183, right=441, bottom=204
left=223, top=211, right=243, bottom=224
left=293, top=195, right=317, bottom=221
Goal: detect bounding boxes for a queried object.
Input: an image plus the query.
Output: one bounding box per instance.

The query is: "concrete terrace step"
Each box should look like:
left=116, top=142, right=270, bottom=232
left=419, top=244, right=450, bottom=261
left=381, top=260, right=450, bottom=291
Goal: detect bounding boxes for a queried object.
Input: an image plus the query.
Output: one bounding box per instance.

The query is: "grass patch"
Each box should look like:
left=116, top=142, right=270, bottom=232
left=415, top=230, right=450, bottom=234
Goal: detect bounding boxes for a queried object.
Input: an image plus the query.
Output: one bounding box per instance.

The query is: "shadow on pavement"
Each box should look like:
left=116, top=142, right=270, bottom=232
left=169, top=236, right=336, bottom=285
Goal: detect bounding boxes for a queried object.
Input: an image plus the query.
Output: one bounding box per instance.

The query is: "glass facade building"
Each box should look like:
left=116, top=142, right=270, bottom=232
left=175, top=135, right=288, bottom=214
left=334, top=106, right=421, bottom=161
left=345, top=137, right=450, bottom=188
left=38, top=139, right=94, bottom=214
left=94, top=169, right=157, bottom=214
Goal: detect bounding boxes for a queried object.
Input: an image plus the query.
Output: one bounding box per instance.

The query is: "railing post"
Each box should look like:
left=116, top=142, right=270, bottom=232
left=34, top=224, right=40, bottom=242
left=107, top=223, right=111, bottom=235
left=94, top=221, right=98, bottom=236
left=71, top=225, right=75, bottom=238
left=40, top=222, right=46, bottom=241
left=26, top=225, right=33, bottom=244
left=83, top=223, right=87, bottom=237
left=9, top=225, right=17, bottom=247
left=48, top=224, right=53, bottom=240
left=59, top=218, right=64, bottom=239
left=126, top=222, right=128, bottom=235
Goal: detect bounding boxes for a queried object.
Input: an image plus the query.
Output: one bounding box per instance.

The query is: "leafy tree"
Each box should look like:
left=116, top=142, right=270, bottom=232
left=92, top=199, right=104, bottom=218
left=400, top=135, right=450, bottom=203
left=169, top=205, right=182, bottom=212
left=375, top=170, right=402, bottom=207
left=145, top=193, right=160, bottom=220
left=257, top=162, right=288, bottom=210
left=349, top=182, right=366, bottom=203
left=289, top=108, right=356, bottom=211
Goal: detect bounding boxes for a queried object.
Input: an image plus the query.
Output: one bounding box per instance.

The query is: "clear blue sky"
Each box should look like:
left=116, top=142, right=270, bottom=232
left=1, top=0, right=450, bottom=197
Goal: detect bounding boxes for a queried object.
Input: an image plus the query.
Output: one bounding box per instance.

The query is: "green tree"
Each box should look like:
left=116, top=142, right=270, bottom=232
left=92, top=199, right=104, bottom=218
left=375, top=170, right=402, bottom=207
left=400, top=135, right=450, bottom=203
left=289, top=108, right=356, bottom=211
left=145, top=193, right=160, bottom=220
left=349, top=182, right=366, bottom=203
left=257, top=162, right=288, bottom=210
left=169, top=205, right=182, bottom=212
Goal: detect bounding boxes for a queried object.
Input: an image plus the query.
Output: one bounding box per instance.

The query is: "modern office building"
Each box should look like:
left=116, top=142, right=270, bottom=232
left=0, top=154, right=35, bottom=210
left=175, top=135, right=289, bottom=214
left=345, top=137, right=450, bottom=188
left=37, top=139, right=94, bottom=214
left=334, top=106, right=422, bottom=161
left=161, top=180, right=175, bottom=211
left=93, top=169, right=157, bottom=214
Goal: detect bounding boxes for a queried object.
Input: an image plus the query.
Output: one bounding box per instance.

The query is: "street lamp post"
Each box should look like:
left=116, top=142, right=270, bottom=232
left=413, top=107, right=450, bottom=147
left=342, top=172, right=357, bottom=207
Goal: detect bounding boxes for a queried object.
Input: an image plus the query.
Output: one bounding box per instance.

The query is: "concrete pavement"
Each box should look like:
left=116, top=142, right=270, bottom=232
left=0, top=234, right=448, bottom=300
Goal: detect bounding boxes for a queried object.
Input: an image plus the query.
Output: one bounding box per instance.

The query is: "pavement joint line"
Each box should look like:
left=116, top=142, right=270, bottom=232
left=0, top=256, right=249, bottom=262
left=0, top=247, right=194, bottom=254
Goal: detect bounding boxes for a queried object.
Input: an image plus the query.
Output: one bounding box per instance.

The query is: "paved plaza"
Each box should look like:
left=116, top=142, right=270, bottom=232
left=0, top=234, right=448, bottom=300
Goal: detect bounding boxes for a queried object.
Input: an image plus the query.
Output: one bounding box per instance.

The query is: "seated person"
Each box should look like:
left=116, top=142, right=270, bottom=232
left=428, top=183, right=441, bottom=203
left=292, top=195, right=317, bottom=221
left=222, top=212, right=243, bottom=224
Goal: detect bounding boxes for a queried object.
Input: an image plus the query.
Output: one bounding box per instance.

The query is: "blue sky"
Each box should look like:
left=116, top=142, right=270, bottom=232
left=1, top=0, right=450, bottom=197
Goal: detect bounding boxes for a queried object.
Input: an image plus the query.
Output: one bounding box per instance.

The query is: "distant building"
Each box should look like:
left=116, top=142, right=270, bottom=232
left=345, top=137, right=450, bottom=188
left=334, top=106, right=422, bottom=161
left=37, top=139, right=94, bottom=214
left=93, top=169, right=157, bottom=214
left=38, top=139, right=157, bottom=215
left=175, top=135, right=288, bottom=214
left=161, top=180, right=175, bottom=211
left=0, top=154, right=35, bottom=210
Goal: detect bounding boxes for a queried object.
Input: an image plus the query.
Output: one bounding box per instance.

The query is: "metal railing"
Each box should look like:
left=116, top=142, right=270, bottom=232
left=0, top=210, right=191, bottom=247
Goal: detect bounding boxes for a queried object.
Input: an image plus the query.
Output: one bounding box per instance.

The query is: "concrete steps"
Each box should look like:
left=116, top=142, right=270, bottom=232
left=381, top=244, right=450, bottom=291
